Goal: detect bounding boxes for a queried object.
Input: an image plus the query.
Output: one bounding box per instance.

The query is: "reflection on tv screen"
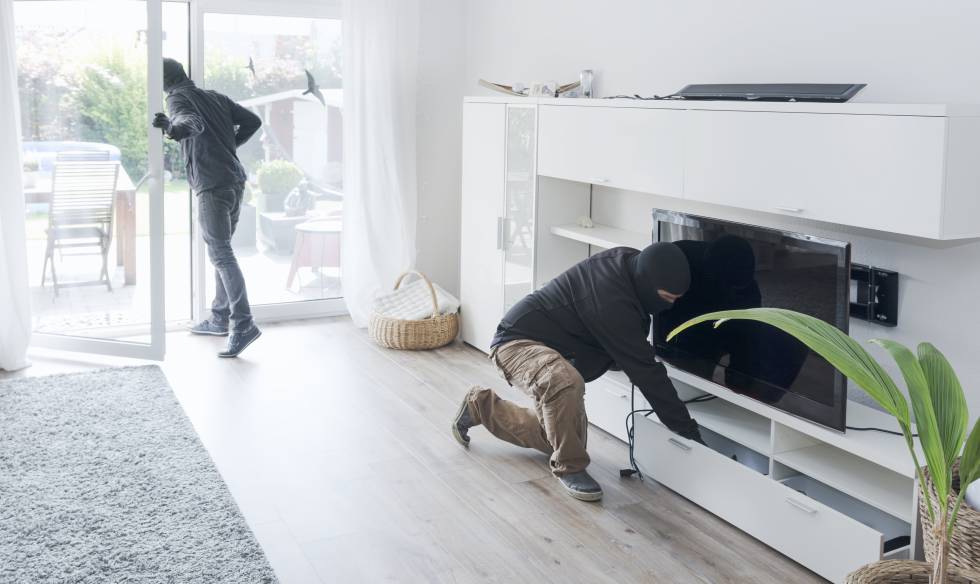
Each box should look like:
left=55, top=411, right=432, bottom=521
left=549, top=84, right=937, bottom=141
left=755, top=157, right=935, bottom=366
left=651, top=211, right=850, bottom=430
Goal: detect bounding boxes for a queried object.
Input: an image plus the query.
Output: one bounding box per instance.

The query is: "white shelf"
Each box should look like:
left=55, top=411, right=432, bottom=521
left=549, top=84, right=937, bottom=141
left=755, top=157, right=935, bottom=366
left=687, top=398, right=772, bottom=455
left=775, top=444, right=914, bottom=523
left=550, top=223, right=650, bottom=250
left=664, top=363, right=919, bottom=479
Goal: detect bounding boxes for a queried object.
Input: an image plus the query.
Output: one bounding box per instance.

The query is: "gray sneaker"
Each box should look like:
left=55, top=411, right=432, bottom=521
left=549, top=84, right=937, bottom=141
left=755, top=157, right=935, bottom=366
left=218, top=326, right=262, bottom=358
left=188, top=319, right=229, bottom=336
left=558, top=471, right=603, bottom=502
left=451, top=395, right=475, bottom=447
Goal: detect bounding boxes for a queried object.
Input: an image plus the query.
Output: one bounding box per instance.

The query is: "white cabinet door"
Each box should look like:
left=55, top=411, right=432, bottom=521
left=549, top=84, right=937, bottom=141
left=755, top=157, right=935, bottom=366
left=538, top=105, right=685, bottom=198
left=503, top=105, right=537, bottom=312
left=460, top=103, right=506, bottom=353
left=684, top=110, right=948, bottom=238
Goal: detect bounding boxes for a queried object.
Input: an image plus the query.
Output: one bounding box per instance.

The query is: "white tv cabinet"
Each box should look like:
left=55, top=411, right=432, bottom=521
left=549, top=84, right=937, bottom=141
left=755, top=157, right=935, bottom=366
left=458, top=96, right=980, bottom=583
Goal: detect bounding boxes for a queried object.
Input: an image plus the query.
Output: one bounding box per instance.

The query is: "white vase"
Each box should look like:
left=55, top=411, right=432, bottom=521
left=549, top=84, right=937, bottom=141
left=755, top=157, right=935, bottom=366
left=966, top=479, right=980, bottom=512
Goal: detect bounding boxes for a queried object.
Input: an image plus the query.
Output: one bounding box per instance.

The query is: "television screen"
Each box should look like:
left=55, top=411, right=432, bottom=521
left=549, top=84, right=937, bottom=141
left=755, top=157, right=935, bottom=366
left=651, top=211, right=851, bottom=431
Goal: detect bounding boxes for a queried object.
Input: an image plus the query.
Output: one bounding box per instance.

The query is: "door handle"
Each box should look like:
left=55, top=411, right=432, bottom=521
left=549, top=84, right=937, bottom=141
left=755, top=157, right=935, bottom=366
left=668, top=437, right=692, bottom=452
left=785, top=497, right=818, bottom=515
left=775, top=206, right=805, bottom=213
left=496, top=217, right=505, bottom=250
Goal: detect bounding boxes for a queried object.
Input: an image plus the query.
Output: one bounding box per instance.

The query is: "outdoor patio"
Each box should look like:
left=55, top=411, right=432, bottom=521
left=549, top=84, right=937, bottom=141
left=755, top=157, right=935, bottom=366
left=27, top=221, right=342, bottom=339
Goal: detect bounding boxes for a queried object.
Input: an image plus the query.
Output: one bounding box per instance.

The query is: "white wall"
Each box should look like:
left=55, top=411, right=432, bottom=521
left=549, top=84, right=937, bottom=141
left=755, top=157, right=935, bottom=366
left=464, top=0, right=980, bottom=103
left=458, top=0, right=980, bottom=415
left=415, top=0, right=466, bottom=294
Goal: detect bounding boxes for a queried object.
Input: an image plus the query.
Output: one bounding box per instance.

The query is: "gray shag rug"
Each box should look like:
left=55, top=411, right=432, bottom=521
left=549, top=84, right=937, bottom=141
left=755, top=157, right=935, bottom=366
left=0, top=366, right=278, bottom=584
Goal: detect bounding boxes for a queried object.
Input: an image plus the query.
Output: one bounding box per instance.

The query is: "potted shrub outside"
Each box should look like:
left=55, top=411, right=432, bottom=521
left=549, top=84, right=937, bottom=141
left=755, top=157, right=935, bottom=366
left=256, top=159, right=303, bottom=213
left=669, top=308, right=980, bottom=584
left=22, top=157, right=39, bottom=189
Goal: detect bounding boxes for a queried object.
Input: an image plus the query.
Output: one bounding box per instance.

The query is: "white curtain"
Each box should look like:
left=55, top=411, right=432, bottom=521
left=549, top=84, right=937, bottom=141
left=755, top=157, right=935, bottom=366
left=341, top=0, right=420, bottom=327
left=0, top=0, right=31, bottom=371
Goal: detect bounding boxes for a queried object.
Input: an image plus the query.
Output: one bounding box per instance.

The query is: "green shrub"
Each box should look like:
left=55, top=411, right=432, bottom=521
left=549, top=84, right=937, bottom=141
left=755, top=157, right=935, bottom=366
left=256, top=159, right=303, bottom=195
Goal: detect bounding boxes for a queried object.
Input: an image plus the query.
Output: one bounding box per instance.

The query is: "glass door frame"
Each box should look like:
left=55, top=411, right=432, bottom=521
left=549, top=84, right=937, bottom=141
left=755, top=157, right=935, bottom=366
left=28, top=0, right=168, bottom=360
left=190, top=0, right=348, bottom=324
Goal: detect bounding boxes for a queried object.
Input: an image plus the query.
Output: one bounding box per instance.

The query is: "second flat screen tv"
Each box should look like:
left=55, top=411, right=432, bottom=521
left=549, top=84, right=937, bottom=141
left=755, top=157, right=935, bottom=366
left=651, top=211, right=851, bottom=431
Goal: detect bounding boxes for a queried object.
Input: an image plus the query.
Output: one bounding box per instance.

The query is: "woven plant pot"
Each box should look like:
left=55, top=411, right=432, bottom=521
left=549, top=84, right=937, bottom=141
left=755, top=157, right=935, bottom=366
left=921, top=459, right=980, bottom=575
left=847, top=560, right=980, bottom=584
left=369, top=270, right=459, bottom=351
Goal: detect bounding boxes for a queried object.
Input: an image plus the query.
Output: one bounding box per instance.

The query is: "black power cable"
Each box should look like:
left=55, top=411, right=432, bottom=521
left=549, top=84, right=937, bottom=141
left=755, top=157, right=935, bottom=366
left=846, top=425, right=918, bottom=438
left=620, top=386, right=717, bottom=479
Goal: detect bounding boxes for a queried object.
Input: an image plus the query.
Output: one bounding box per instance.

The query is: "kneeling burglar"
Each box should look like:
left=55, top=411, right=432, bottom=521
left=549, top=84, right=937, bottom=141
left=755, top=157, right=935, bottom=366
left=452, top=243, right=704, bottom=501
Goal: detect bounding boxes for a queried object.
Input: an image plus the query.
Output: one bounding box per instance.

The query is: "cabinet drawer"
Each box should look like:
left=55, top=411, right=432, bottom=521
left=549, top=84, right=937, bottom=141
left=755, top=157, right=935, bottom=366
left=684, top=110, right=947, bottom=238
left=538, top=105, right=684, bottom=197
left=584, top=375, right=632, bottom=442
left=635, top=417, right=884, bottom=583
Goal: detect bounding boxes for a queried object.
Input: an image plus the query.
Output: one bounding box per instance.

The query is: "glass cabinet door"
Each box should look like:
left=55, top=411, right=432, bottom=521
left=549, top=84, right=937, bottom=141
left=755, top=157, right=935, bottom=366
left=502, top=105, right=536, bottom=311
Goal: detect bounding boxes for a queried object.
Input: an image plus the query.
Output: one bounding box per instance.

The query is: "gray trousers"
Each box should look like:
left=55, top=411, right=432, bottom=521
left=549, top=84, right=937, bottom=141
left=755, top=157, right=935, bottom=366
left=198, top=183, right=253, bottom=333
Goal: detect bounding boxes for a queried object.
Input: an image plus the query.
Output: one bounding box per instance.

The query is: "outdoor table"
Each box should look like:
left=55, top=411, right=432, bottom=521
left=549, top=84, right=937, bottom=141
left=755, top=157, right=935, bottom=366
left=24, top=166, right=139, bottom=286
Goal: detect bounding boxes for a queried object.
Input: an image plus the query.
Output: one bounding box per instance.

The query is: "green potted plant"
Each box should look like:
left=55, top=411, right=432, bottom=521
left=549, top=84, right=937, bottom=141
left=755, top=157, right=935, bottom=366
left=22, top=157, right=39, bottom=188
left=256, top=159, right=303, bottom=213
left=668, top=308, right=980, bottom=584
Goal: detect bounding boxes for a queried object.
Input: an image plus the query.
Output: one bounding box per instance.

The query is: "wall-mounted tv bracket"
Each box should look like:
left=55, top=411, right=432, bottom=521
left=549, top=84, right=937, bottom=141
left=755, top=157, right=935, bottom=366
left=850, top=264, right=899, bottom=327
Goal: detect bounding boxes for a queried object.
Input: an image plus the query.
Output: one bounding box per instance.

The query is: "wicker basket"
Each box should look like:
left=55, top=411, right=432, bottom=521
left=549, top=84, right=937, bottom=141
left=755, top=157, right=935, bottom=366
left=368, top=270, right=459, bottom=350
left=921, top=459, right=980, bottom=574
left=846, top=560, right=980, bottom=583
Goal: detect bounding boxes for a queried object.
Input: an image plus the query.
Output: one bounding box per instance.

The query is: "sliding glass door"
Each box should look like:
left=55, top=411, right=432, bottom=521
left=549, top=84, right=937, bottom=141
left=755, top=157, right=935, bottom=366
left=192, top=0, right=346, bottom=322
left=13, top=0, right=176, bottom=359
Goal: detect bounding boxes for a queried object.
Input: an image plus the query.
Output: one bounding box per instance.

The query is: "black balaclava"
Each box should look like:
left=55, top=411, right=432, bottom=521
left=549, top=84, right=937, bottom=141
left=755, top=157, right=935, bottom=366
left=629, top=242, right=691, bottom=315
left=163, top=58, right=189, bottom=93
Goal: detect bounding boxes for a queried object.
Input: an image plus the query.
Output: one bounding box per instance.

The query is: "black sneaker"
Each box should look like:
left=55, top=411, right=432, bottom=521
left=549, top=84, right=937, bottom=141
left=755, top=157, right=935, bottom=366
left=188, top=320, right=229, bottom=336
left=558, top=471, right=603, bottom=502
left=452, top=395, right=476, bottom=447
left=218, top=326, right=262, bottom=358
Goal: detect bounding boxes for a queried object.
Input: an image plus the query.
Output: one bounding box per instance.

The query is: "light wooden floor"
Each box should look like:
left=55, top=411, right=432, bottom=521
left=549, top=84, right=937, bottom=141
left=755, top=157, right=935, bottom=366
left=2, top=317, right=826, bottom=583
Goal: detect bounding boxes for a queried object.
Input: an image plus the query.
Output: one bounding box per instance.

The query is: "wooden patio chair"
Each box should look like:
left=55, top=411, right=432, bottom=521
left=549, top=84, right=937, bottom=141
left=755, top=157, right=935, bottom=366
left=41, top=160, right=120, bottom=297
left=56, top=150, right=111, bottom=162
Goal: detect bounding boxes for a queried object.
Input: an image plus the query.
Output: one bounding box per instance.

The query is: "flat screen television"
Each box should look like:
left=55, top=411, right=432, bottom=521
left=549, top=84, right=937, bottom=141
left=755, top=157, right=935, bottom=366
left=651, top=210, right=851, bottom=431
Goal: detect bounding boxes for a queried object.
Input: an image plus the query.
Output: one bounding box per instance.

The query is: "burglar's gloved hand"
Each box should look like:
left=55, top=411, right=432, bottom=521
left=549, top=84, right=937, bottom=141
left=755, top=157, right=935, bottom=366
left=151, top=112, right=171, bottom=131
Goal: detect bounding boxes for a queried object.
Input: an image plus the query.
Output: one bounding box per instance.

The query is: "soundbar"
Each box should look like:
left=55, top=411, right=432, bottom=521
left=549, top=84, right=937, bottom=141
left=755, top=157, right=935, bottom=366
left=676, top=83, right=866, bottom=103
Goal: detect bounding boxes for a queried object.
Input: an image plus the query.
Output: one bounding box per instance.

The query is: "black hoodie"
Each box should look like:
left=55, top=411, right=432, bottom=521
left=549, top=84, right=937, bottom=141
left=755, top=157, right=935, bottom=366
left=161, top=59, right=262, bottom=193
left=491, top=245, right=700, bottom=439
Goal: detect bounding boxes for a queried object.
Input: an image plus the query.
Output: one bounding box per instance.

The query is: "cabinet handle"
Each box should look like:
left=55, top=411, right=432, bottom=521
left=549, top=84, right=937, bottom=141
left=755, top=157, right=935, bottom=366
left=775, top=206, right=805, bottom=213
left=785, top=497, right=818, bottom=515
left=591, top=177, right=610, bottom=184
left=496, top=217, right=504, bottom=250
left=603, top=385, right=629, bottom=400
left=668, top=437, right=692, bottom=452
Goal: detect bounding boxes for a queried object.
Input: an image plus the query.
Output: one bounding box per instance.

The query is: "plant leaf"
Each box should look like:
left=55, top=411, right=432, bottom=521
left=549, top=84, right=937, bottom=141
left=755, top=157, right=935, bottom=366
left=668, top=308, right=910, bottom=422
left=918, top=343, right=969, bottom=471
left=873, top=339, right=949, bottom=507
left=960, top=418, right=980, bottom=489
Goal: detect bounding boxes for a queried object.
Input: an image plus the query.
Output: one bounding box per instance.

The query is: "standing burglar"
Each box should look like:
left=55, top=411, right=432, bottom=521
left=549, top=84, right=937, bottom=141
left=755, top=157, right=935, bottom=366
left=452, top=243, right=704, bottom=501
left=153, top=58, right=263, bottom=357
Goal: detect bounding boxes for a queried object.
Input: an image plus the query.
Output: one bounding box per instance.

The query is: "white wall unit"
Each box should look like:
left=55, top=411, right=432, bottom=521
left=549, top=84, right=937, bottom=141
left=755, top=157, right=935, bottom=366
left=459, top=103, right=506, bottom=353
left=683, top=110, right=949, bottom=238
left=549, top=223, right=650, bottom=251
left=460, top=102, right=538, bottom=352
left=634, top=416, right=893, bottom=584
left=457, top=95, right=973, bottom=583
left=538, top=105, right=685, bottom=198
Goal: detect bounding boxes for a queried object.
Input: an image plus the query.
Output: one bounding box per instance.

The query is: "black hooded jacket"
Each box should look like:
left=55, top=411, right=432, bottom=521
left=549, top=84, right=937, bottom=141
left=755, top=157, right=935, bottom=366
left=162, top=61, right=262, bottom=193
left=491, top=246, right=700, bottom=439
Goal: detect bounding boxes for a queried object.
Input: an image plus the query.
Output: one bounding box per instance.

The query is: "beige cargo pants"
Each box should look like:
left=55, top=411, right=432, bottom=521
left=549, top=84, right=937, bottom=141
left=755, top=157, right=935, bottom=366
left=465, top=339, right=589, bottom=476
